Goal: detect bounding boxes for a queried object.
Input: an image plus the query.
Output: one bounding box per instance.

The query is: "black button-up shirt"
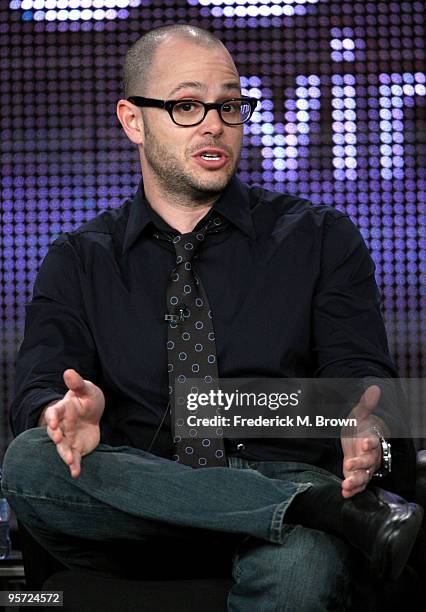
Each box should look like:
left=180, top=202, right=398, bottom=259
left=10, top=176, right=405, bottom=479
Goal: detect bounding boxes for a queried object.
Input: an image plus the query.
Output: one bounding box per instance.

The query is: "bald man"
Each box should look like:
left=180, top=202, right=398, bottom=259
left=2, top=24, right=422, bottom=611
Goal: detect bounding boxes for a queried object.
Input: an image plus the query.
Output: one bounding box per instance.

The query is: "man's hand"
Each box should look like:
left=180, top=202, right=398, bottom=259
left=340, top=385, right=387, bottom=499
left=42, top=369, right=105, bottom=479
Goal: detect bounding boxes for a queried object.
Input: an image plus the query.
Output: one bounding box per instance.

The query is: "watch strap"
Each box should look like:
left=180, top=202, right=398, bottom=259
left=371, top=425, right=392, bottom=477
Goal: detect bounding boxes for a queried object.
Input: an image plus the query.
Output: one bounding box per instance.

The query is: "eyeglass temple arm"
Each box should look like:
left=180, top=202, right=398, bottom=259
left=126, top=96, right=165, bottom=109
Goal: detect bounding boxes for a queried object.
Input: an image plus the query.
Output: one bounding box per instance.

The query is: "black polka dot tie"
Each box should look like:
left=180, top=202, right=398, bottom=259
left=156, top=215, right=228, bottom=468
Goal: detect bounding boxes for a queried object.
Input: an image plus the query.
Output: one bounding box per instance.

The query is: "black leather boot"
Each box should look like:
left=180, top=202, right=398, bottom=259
left=286, top=484, right=423, bottom=581
left=341, top=487, right=423, bottom=580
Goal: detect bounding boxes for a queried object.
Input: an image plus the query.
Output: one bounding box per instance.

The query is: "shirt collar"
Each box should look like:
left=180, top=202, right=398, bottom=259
left=121, top=175, right=256, bottom=255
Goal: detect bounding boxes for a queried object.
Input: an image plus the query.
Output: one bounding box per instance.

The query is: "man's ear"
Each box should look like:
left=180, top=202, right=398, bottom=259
left=116, top=99, right=145, bottom=146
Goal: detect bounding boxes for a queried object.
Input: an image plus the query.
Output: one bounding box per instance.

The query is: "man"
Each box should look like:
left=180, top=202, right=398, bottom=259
left=1, top=24, right=423, bottom=611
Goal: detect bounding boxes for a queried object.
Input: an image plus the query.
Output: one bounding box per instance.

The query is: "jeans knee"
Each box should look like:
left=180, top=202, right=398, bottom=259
left=229, top=527, right=351, bottom=612
left=1, top=427, right=55, bottom=494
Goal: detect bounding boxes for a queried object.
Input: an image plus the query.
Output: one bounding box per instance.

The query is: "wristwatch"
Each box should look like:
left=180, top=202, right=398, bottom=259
left=371, top=425, right=392, bottom=477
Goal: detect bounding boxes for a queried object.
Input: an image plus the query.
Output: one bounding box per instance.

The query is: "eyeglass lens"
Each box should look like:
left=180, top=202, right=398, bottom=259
left=172, top=100, right=252, bottom=126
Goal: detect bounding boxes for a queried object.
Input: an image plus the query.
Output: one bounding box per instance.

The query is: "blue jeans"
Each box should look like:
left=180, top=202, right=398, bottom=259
left=1, top=428, right=352, bottom=611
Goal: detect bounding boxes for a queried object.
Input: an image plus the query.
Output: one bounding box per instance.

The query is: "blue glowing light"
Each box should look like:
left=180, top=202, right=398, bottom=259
left=193, top=0, right=321, bottom=19
left=11, top=0, right=322, bottom=21
left=10, top=0, right=140, bottom=21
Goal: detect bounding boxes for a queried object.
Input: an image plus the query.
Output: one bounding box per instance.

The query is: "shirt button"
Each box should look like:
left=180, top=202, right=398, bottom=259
left=236, top=443, right=245, bottom=451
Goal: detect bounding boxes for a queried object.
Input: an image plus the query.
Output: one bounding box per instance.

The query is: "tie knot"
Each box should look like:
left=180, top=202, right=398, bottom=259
left=172, top=215, right=227, bottom=264
left=172, top=231, right=205, bottom=263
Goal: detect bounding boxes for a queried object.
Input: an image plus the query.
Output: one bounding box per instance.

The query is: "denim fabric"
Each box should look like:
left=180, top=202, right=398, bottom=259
left=227, top=457, right=351, bottom=611
left=1, top=428, right=351, bottom=610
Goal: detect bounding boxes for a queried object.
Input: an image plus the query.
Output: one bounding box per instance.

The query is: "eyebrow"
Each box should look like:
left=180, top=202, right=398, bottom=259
left=167, top=80, right=242, bottom=98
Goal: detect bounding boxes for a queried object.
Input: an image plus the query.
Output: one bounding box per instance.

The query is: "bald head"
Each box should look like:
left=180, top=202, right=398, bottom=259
left=123, top=24, right=228, bottom=98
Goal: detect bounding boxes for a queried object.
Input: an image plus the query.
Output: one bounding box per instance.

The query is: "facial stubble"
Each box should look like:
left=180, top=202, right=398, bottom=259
left=142, top=119, right=242, bottom=206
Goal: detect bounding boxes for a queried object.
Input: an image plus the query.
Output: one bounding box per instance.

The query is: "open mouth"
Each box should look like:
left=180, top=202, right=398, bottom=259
left=192, top=148, right=229, bottom=170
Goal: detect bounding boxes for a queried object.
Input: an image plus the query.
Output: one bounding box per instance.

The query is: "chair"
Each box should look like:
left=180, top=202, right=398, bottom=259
left=14, top=451, right=426, bottom=612
left=18, top=519, right=233, bottom=612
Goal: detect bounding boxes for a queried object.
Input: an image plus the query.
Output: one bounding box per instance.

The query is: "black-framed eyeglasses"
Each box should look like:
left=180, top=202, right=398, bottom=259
left=126, top=96, right=259, bottom=126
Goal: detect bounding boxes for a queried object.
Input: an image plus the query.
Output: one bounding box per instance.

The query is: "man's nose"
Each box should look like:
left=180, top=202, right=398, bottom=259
left=199, top=108, right=224, bottom=136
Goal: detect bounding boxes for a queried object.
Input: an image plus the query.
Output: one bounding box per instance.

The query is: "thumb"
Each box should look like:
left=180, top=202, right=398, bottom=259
left=63, top=369, right=86, bottom=396
left=351, top=384, right=381, bottom=422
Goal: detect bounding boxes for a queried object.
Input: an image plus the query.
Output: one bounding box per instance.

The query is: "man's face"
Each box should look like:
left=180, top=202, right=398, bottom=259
left=139, top=37, right=244, bottom=202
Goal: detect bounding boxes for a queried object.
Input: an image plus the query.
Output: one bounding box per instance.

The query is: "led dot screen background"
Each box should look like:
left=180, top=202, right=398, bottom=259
left=1, top=1, right=425, bottom=455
